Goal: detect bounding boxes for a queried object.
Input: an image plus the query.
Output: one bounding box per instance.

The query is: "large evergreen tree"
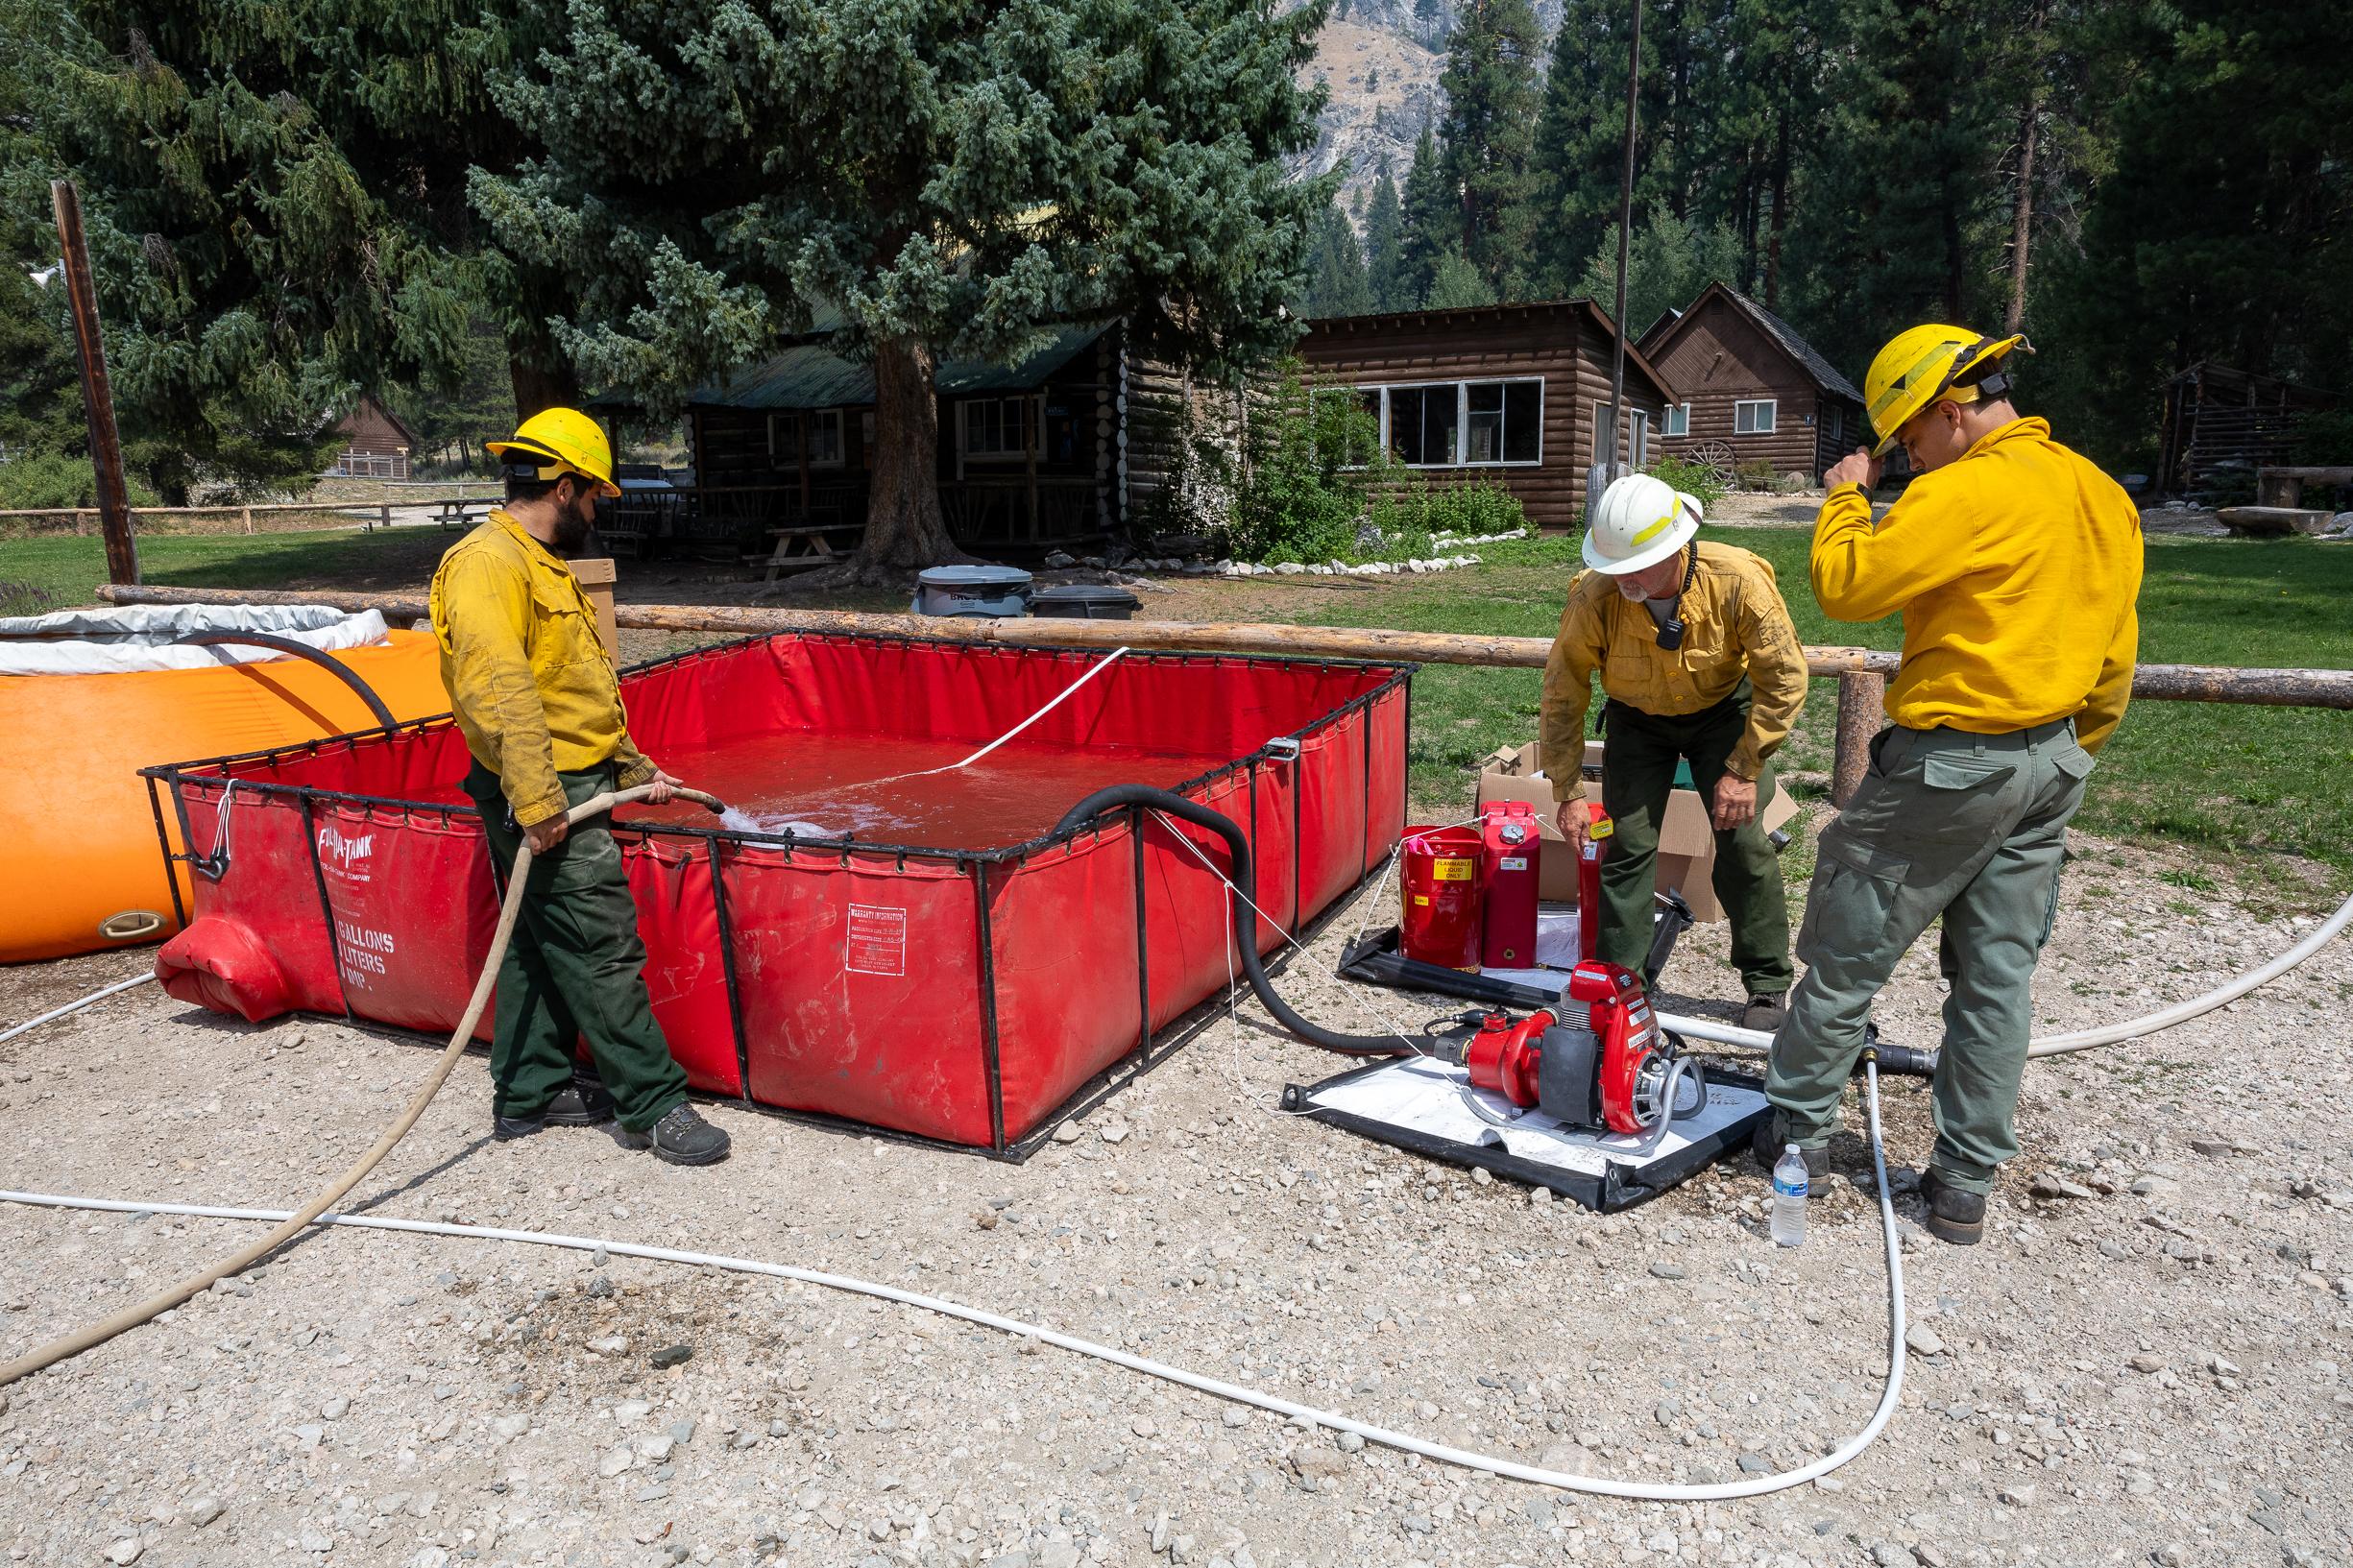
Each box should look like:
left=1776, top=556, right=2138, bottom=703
left=1302, top=202, right=1374, bottom=318
left=476, top=0, right=1331, bottom=579
left=1574, top=202, right=1742, bottom=336
left=17, top=0, right=527, bottom=501
left=1437, top=0, right=1541, bottom=298
left=2042, top=0, right=2353, bottom=469
left=1776, top=0, right=2013, bottom=378
left=1362, top=157, right=1408, bottom=311
left=1397, top=123, right=1459, bottom=308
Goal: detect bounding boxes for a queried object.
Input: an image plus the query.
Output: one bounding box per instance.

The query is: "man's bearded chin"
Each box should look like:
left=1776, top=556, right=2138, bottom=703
left=550, top=497, right=596, bottom=554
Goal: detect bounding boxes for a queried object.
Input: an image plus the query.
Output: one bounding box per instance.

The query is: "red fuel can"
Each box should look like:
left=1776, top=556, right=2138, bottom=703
left=1480, top=800, right=1540, bottom=967
left=1399, top=824, right=1485, bottom=970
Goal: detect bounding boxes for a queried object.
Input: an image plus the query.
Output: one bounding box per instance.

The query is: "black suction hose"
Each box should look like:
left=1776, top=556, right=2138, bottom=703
left=1054, top=784, right=1413, bottom=1057
left=173, top=631, right=399, bottom=729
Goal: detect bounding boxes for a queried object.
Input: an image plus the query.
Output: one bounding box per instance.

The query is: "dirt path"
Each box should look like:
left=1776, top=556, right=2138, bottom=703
left=2, top=826, right=2348, bottom=1568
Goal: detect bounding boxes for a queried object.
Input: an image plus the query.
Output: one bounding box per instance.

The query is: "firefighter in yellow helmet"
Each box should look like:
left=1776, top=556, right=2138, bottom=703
left=1756, top=326, right=2142, bottom=1243
left=427, top=408, right=730, bottom=1166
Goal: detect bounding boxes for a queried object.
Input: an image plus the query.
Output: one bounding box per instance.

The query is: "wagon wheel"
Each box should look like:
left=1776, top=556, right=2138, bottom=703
left=1688, top=439, right=1738, bottom=487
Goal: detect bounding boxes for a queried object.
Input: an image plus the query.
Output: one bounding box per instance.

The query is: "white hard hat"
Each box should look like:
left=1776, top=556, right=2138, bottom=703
left=1583, top=473, right=1702, bottom=574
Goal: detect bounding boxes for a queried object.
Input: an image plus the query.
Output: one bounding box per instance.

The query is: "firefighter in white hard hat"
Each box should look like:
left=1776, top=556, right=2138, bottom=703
left=429, top=407, right=731, bottom=1168
left=1757, top=326, right=2142, bottom=1245
left=1539, top=472, right=1810, bottom=1030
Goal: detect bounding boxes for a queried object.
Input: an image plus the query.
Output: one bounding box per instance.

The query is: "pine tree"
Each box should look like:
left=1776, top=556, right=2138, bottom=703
left=1302, top=204, right=1374, bottom=319
left=1776, top=0, right=2013, bottom=379
left=1397, top=125, right=1459, bottom=308
left=0, top=0, right=81, bottom=470
left=1574, top=203, right=1743, bottom=338
left=1527, top=0, right=1652, bottom=298
left=1424, top=253, right=1497, bottom=309
left=1437, top=0, right=1542, bottom=299
left=476, top=0, right=1332, bottom=580
left=2043, top=0, right=2353, bottom=469
left=1361, top=159, right=1408, bottom=311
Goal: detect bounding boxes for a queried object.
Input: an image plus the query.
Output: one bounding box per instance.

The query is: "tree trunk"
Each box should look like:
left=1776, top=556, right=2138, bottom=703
left=508, top=352, right=580, bottom=420
left=1764, top=105, right=1792, bottom=311
left=2004, top=0, right=2050, bottom=336
left=2004, top=99, right=2041, bottom=335
left=845, top=334, right=967, bottom=581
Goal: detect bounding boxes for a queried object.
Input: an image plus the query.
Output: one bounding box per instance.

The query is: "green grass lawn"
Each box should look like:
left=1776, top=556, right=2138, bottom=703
left=10, top=519, right=2347, bottom=891
left=0, top=527, right=453, bottom=616
left=1279, top=528, right=2353, bottom=890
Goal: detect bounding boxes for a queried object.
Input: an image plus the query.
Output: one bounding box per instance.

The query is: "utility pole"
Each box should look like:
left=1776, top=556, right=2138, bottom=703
left=1604, top=0, right=1643, bottom=486
left=51, top=179, right=138, bottom=586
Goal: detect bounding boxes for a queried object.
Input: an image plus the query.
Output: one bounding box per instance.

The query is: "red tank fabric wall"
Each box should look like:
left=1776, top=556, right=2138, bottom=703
left=154, top=633, right=1411, bottom=1150
left=308, top=800, right=498, bottom=1039
left=619, top=834, right=741, bottom=1097
left=721, top=846, right=992, bottom=1146
left=616, top=636, right=1393, bottom=763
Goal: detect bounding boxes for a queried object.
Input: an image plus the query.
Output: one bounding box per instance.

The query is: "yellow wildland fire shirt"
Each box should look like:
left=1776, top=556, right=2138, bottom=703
left=1539, top=541, right=1810, bottom=802
left=1810, top=416, right=2143, bottom=753
left=428, top=510, right=653, bottom=827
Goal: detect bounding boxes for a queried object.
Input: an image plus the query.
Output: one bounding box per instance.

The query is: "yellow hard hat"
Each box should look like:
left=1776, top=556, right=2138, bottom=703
left=486, top=406, right=620, bottom=498
left=1861, top=325, right=2032, bottom=456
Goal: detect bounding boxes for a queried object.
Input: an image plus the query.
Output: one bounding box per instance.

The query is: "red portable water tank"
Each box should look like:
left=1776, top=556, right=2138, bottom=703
left=1577, top=801, right=1612, bottom=962
left=1398, top=824, right=1484, bottom=970
left=1480, top=800, right=1540, bottom=967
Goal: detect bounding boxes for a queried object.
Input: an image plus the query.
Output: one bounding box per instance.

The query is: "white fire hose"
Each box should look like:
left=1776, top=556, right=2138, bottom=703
left=1, top=853, right=2345, bottom=1501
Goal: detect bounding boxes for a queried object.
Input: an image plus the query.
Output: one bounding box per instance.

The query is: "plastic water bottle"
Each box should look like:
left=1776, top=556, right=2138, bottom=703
left=1770, top=1144, right=1809, bottom=1247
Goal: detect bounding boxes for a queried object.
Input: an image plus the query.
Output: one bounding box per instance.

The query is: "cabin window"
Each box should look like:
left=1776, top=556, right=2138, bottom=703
left=1386, top=385, right=1460, bottom=467
left=1363, top=379, right=1541, bottom=467
left=1590, top=400, right=1652, bottom=468
left=1734, top=398, right=1778, bottom=435
left=1312, top=387, right=1383, bottom=468
left=1460, top=379, right=1541, bottom=465
left=1662, top=402, right=1690, bottom=437
left=772, top=410, right=844, bottom=467
left=961, top=398, right=1031, bottom=460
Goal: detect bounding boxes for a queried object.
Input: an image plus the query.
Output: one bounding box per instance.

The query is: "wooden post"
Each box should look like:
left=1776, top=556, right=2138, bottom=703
left=1832, top=669, right=1886, bottom=808
left=571, top=558, right=620, bottom=663
left=1026, top=397, right=1042, bottom=543
left=51, top=180, right=137, bottom=586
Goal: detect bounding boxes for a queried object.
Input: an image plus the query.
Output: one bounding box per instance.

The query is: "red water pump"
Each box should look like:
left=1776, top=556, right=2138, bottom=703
left=1451, top=959, right=1702, bottom=1148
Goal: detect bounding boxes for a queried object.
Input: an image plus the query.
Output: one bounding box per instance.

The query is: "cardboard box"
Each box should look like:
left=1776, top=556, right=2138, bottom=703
left=1472, top=739, right=1798, bottom=923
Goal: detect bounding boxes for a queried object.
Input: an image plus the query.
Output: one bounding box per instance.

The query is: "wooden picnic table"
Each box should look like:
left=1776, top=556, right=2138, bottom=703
left=758, top=519, right=865, bottom=582
left=431, top=495, right=501, bottom=529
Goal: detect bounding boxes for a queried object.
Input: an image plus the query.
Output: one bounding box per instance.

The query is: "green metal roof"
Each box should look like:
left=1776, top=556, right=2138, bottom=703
left=689, top=322, right=1111, bottom=410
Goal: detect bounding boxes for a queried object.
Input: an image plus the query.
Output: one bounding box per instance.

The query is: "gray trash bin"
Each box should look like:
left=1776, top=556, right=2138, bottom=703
left=912, top=565, right=1034, bottom=618
left=1031, top=584, right=1143, bottom=621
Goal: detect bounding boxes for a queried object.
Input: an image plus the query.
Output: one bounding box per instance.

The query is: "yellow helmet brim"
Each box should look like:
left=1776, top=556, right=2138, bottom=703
left=486, top=437, right=621, bottom=499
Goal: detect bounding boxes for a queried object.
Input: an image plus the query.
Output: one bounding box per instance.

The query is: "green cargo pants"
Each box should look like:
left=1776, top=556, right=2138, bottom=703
left=1598, top=685, right=1793, bottom=997
left=464, top=760, right=690, bottom=1135
left=1763, top=718, right=2094, bottom=1194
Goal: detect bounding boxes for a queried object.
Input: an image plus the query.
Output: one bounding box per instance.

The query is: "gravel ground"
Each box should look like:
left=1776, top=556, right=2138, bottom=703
left=1, top=826, right=2350, bottom=1568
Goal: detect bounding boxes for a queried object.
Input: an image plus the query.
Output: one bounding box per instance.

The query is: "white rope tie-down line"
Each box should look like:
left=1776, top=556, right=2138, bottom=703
left=832, top=645, right=1135, bottom=797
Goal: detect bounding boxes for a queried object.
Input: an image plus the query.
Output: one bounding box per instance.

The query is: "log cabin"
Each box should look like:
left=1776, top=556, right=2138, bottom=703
left=682, top=320, right=1206, bottom=556
left=328, top=397, right=418, bottom=481
left=1638, top=282, right=1867, bottom=484
left=1296, top=300, right=1675, bottom=534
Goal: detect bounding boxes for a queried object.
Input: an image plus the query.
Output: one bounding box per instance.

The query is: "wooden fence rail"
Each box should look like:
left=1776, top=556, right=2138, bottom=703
left=1, top=500, right=409, bottom=533
left=96, top=583, right=2353, bottom=808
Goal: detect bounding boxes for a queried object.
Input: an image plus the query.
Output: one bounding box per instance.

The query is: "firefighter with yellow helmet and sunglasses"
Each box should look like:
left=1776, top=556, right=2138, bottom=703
left=428, top=407, right=731, bottom=1167
left=1755, top=327, right=2143, bottom=1243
